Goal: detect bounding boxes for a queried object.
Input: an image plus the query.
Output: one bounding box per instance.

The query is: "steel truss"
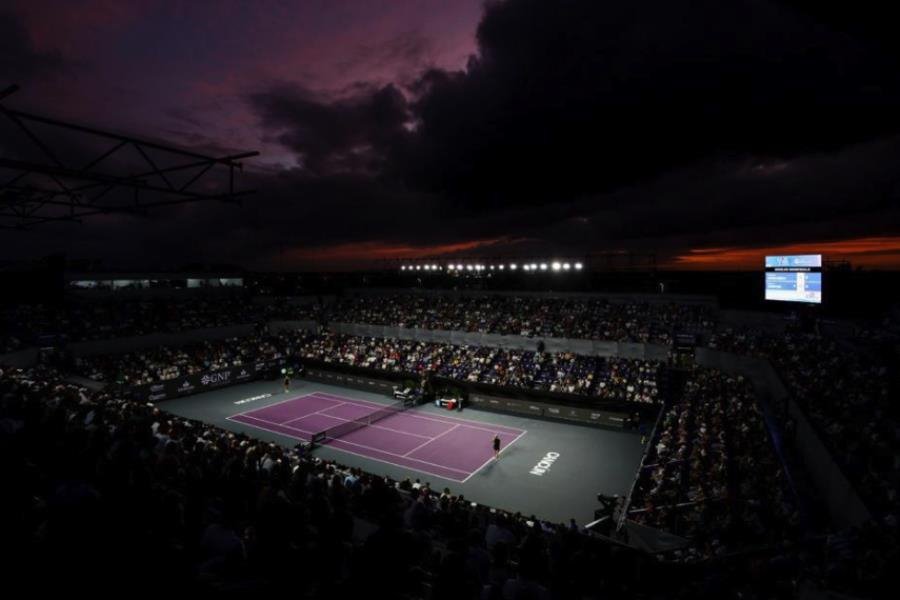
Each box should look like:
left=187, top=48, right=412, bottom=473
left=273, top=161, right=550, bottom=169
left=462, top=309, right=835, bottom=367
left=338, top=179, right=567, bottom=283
left=0, top=84, right=258, bottom=230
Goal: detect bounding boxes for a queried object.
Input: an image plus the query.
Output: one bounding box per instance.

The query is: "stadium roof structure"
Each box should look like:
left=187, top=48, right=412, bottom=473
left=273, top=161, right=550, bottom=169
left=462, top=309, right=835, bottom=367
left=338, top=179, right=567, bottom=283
left=0, top=84, right=258, bottom=230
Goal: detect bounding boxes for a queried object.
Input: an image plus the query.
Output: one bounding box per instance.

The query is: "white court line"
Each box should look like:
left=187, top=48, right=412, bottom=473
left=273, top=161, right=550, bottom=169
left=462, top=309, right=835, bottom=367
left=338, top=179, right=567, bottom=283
left=252, top=406, right=434, bottom=441
left=317, top=442, right=467, bottom=483
left=231, top=392, right=337, bottom=423
left=228, top=413, right=466, bottom=481
left=461, top=429, right=529, bottom=484
left=231, top=413, right=471, bottom=476
left=229, top=390, right=525, bottom=482
left=281, top=400, right=348, bottom=426
left=311, top=391, right=526, bottom=436
left=231, top=413, right=316, bottom=434
left=226, top=414, right=315, bottom=439
left=226, top=413, right=513, bottom=484
left=403, top=423, right=459, bottom=457
left=328, top=438, right=470, bottom=476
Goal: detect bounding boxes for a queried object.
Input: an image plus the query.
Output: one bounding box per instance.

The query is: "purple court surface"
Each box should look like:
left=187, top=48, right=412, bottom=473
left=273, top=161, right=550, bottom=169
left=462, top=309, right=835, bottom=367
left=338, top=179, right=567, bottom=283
left=228, top=392, right=527, bottom=482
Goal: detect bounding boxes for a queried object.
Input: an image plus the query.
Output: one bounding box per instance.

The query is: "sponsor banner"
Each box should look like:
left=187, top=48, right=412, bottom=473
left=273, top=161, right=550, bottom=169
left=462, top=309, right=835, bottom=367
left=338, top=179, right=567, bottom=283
left=469, top=392, right=628, bottom=428
left=132, top=358, right=287, bottom=403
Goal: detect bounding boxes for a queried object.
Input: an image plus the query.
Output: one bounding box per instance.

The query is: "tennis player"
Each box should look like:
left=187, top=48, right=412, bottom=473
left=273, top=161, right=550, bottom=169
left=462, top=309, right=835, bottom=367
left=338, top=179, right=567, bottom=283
left=283, top=373, right=291, bottom=394
left=493, top=433, right=501, bottom=460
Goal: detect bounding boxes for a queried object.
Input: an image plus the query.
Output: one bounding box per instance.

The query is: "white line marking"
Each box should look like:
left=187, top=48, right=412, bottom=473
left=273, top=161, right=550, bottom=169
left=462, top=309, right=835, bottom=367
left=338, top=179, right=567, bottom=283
left=315, top=443, right=467, bottom=483
left=311, top=391, right=525, bottom=435
left=226, top=415, right=314, bottom=439
left=232, top=413, right=470, bottom=475
left=230, top=413, right=315, bottom=434
left=461, top=429, right=529, bottom=483
left=227, top=414, right=468, bottom=482
left=228, top=390, right=527, bottom=483
left=403, top=423, right=459, bottom=457
left=281, top=400, right=348, bottom=426
left=247, top=407, right=434, bottom=441
left=231, top=392, right=336, bottom=423
left=328, top=438, right=469, bottom=475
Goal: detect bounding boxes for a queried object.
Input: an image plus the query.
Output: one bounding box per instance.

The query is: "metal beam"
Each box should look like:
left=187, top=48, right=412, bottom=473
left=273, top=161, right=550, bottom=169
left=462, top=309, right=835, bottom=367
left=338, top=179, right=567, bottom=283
left=1, top=106, right=259, bottom=166
left=0, top=157, right=247, bottom=201
left=0, top=86, right=259, bottom=230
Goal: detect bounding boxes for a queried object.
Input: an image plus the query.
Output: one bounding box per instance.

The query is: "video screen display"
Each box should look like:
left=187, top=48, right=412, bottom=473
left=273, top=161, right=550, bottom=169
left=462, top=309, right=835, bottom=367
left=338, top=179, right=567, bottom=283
left=765, top=255, right=822, bottom=303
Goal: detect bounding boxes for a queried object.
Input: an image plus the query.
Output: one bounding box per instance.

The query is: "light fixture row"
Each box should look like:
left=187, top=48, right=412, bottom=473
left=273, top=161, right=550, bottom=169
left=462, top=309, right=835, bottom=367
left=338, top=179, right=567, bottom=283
left=400, top=262, right=583, bottom=272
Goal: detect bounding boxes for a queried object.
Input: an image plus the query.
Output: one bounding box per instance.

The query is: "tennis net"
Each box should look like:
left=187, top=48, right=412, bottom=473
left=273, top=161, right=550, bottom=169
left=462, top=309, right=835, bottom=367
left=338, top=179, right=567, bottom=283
left=311, top=399, right=408, bottom=445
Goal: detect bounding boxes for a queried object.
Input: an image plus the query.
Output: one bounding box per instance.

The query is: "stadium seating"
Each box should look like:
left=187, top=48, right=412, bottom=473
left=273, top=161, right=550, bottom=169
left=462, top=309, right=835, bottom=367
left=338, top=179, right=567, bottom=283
left=3, top=293, right=898, bottom=597
left=331, top=294, right=715, bottom=344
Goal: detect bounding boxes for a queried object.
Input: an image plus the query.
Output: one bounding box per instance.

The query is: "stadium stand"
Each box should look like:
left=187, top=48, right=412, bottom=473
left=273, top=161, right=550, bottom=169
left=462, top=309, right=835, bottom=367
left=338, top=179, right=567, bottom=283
left=0, top=296, right=321, bottom=344
left=628, top=368, right=799, bottom=558
left=2, top=292, right=898, bottom=597
left=331, top=294, right=715, bottom=344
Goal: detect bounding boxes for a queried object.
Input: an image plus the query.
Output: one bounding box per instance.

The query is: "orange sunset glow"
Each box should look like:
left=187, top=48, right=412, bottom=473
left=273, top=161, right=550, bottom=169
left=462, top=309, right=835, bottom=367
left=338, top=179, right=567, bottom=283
left=668, top=236, right=900, bottom=270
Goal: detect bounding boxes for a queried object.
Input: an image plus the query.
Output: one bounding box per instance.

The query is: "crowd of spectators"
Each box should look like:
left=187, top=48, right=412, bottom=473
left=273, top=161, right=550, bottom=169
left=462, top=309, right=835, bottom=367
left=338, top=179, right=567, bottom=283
left=1, top=294, right=715, bottom=349
left=709, top=327, right=899, bottom=519
left=298, top=333, right=661, bottom=403
left=73, top=333, right=295, bottom=386
left=7, top=363, right=892, bottom=597
left=6, top=291, right=899, bottom=597
left=73, top=330, right=660, bottom=405
left=0, top=297, right=321, bottom=345
left=331, top=295, right=715, bottom=344
left=628, top=369, right=799, bottom=559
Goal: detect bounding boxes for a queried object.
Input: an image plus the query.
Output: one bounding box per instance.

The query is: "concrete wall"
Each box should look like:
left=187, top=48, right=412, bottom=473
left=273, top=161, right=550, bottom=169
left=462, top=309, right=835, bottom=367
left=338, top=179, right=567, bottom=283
left=346, top=287, right=717, bottom=306
left=269, top=319, right=319, bottom=332
left=329, top=322, right=670, bottom=360
left=0, top=347, right=39, bottom=367
left=68, top=320, right=318, bottom=357
left=68, top=324, right=258, bottom=357
left=716, top=309, right=791, bottom=331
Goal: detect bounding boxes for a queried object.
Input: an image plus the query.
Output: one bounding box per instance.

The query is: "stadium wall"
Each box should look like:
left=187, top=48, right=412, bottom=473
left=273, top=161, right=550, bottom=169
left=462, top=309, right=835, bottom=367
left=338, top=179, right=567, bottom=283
left=0, top=347, right=39, bottom=367
left=465, top=391, right=631, bottom=428
left=346, top=287, right=718, bottom=306
left=68, top=324, right=258, bottom=356
left=329, top=322, right=670, bottom=359
left=128, top=357, right=290, bottom=403
left=66, top=320, right=319, bottom=357
left=269, top=319, right=319, bottom=332
left=716, top=309, right=792, bottom=331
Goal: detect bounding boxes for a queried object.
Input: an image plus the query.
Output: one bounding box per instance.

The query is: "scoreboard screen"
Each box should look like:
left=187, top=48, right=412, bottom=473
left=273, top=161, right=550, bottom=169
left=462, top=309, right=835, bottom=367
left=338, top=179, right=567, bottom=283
left=764, top=255, right=822, bottom=304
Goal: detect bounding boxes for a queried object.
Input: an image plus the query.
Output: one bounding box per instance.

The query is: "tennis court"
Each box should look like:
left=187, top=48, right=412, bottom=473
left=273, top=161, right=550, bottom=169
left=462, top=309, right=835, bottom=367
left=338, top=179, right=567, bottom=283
left=228, top=391, right=527, bottom=482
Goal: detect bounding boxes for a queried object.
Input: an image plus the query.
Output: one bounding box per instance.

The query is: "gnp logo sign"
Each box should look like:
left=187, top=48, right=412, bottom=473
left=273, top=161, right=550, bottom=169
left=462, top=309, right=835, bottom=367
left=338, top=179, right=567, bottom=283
left=529, top=452, right=560, bottom=476
left=201, top=371, right=231, bottom=386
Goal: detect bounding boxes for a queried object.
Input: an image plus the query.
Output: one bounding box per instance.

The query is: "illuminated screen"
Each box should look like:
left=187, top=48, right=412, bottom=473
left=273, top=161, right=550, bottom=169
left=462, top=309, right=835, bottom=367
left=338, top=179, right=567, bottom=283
left=764, top=255, right=822, bottom=303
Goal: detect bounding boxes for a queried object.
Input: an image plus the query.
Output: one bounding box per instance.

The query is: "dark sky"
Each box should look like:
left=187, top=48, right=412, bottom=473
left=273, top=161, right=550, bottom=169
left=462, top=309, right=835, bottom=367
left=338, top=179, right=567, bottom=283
left=2, top=0, right=900, bottom=270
